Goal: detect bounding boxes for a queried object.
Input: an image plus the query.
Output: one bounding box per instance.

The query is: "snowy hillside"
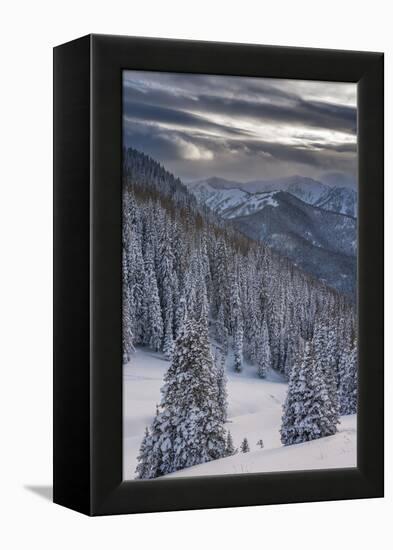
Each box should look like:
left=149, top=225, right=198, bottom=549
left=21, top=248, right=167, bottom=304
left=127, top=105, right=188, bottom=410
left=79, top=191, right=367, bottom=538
left=315, top=186, right=357, bottom=217
left=225, top=192, right=279, bottom=218
left=190, top=180, right=279, bottom=220
left=187, top=178, right=357, bottom=296
left=169, top=416, right=356, bottom=477
left=189, top=175, right=329, bottom=207
left=188, top=175, right=357, bottom=217
left=190, top=182, right=250, bottom=217
left=246, top=175, right=329, bottom=205
left=123, top=347, right=356, bottom=480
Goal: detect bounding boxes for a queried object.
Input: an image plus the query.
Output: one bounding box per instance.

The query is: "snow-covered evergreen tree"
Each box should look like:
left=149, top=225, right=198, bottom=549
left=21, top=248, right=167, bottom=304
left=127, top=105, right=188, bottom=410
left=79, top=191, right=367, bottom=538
left=127, top=230, right=146, bottom=344
left=231, top=277, right=244, bottom=373
left=134, top=427, right=152, bottom=479
left=213, top=238, right=229, bottom=320
left=214, top=348, right=228, bottom=423
left=163, top=314, right=174, bottom=359
left=215, top=304, right=228, bottom=354
left=174, top=293, right=188, bottom=339
left=233, top=323, right=243, bottom=373
left=243, top=261, right=259, bottom=363
left=122, top=246, right=134, bottom=363
left=240, top=437, right=250, bottom=453
left=338, top=338, right=358, bottom=415
left=157, top=220, right=176, bottom=359
left=280, top=340, right=338, bottom=446
left=256, top=320, right=271, bottom=378
left=134, top=407, right=168, bottom=480
left=122, top=187, right=135, bottom=363
left=313, top=320, right=339, bottom=429
left=142, top=244, right=163, bottom=351
left=225, top=431, right=236, bottom=456
left=136, top=318, right=227, bottom=477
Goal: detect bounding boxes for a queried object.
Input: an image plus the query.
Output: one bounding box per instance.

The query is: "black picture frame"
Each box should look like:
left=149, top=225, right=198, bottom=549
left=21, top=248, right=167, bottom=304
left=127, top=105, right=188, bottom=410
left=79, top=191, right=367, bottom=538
left=53, top=34, right=384, bottom=516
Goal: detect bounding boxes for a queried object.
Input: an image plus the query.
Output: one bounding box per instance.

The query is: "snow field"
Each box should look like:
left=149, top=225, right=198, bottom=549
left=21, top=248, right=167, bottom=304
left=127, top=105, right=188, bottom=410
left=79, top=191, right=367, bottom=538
left=123, top=347, right=356, bottom=479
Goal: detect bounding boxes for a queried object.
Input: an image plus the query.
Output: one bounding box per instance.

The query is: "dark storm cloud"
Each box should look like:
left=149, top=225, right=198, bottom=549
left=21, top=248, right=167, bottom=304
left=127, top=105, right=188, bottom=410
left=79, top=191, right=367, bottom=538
left=124, top=78, right=356, bottom=135
left=124, top=101, right=252, bottom=137
left=207, top=136, right=356, bottom=172
left=123, top=71, right=357, bottom=182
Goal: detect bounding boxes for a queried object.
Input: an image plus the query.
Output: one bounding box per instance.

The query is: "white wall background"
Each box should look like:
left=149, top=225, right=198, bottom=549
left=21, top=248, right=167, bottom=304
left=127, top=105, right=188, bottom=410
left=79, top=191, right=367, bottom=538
left=0, top=1, right=390, bottom=548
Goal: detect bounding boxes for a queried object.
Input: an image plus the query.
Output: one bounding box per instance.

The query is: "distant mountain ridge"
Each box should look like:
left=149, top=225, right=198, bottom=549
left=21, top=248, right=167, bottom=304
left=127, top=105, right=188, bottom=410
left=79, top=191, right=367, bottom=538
left=237, top=175, right=328, bottom=203
left=232, top=191, right=356, bottom=296
left=124, top=151, right=356, bottom=298
left=188, top=175, right=357, bottom=217
left=187, top=177, right=357, bottom=297
left=315, top=186, right=357, bottom=217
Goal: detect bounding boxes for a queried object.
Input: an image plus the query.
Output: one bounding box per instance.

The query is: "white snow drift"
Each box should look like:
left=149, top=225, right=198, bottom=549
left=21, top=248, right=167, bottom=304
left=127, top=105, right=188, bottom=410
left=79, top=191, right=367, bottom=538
left=123, top=347, right=356, bottom=480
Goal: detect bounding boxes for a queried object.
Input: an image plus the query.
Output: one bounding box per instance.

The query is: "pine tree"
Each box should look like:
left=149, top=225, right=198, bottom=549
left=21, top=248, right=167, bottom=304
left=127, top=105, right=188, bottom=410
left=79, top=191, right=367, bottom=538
left=243, top=264, right=259, bottom=364
left=240, top=437, right=250, bottom=453
left=338, top=338, right=358, bottom=415
left=174, top=292, right=188, bottom=339
left=215, top=304, right=228, bottom=354
left=168, top=318, right=227, bottom=472
left=225, top=431, right=237, bottom=456
left=137, top=318, right=227, bottom=477
left=280, top=340, right=338, bottom=445
left=163, top=313, right=174, bottom=359
left=134, top=407, right=169, bottom=480
left=158, top=221, right=175, bottom=358
left=195, top=276, right=209, bottom=331
left=256, top=439, right=264, bottom=449
left=313, top=320, right=339, bottom=430
left=213, top=239, right=229, bottom=319
left=311, top=355, right=338, bottom=438
left=233, top=322, right=243, bottom=373
left=128, top=231, right=146, bottom=345
left=142, top=244, right=163, bottom=351
left=214, top=348, right=228, bottom=423
left=122, top=246, right=134, bottom=363
left=256, top=320, right=271, bottom=378
left=283, top=315, right=300, bottom=380
left=122, top=188, right=135, bottom=362
left=134, top=427, right=152, bottom=479
left=231, top=277, right=244, bottom=373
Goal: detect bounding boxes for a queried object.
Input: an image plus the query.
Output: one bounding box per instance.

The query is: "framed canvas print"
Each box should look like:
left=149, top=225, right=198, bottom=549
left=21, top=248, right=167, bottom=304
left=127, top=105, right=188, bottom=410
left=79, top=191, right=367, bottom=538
left=53, top=34, right=384, bottom=516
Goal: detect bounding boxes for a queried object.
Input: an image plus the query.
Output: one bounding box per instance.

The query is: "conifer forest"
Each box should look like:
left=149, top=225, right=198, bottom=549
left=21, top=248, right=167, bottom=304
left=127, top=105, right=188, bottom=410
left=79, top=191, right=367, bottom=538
left=122, top=148, right=357, bottom=480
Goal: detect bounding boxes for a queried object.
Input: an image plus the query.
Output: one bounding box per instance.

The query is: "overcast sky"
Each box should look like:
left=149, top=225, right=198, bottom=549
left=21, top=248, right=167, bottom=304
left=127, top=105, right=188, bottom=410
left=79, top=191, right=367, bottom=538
left=123, top=70, right=357, bottom=184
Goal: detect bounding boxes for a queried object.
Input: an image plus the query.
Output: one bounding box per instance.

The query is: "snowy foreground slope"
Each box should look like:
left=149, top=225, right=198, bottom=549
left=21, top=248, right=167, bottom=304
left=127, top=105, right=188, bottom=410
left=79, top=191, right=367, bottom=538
left=169, top=415, right=356, bottom=478
left=123, top=347, right=356, bottom=480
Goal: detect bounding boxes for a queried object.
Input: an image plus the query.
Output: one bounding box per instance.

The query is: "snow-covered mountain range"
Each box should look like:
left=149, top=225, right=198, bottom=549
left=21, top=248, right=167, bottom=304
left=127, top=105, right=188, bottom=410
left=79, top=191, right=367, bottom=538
left=188, top=175, right=357, bottom=217
left=315, top=186, right=357, bottom=217
left=186, top=176, right=357, bottom=296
